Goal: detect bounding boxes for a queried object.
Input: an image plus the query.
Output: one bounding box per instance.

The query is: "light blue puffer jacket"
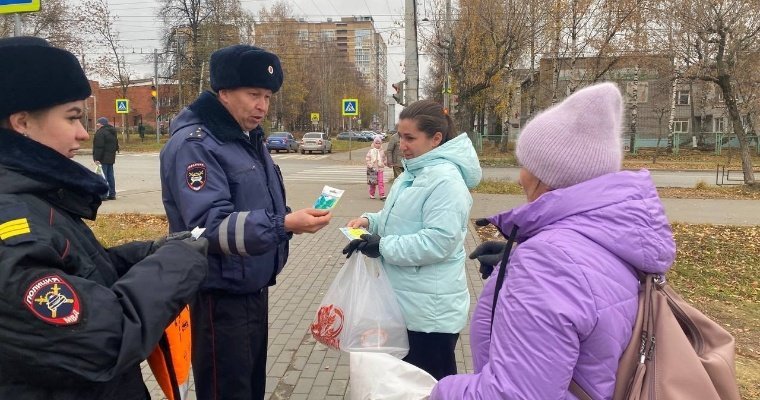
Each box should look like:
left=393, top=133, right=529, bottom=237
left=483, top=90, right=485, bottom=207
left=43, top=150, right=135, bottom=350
left=363, top=133, right=482, bottom=333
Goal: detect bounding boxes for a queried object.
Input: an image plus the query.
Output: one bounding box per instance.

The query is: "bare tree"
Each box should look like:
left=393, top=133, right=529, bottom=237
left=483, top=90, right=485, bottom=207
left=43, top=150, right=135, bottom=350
left=668, top=0, right=759, bottom=185
left=1, top=0, right=83, bottom=53
left=158, top=0, right=250, bottom=102
left=79, top=0, right=134, bottom=138
left=445, top=0, right=531, bottom=134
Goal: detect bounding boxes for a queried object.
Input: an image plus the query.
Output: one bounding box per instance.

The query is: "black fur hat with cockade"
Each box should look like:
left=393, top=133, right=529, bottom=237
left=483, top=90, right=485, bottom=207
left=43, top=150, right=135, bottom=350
left=209, top=44, right=283, bottom=93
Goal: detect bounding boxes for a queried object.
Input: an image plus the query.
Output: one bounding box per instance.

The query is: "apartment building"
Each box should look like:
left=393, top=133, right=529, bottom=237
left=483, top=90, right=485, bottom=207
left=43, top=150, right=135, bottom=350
left=520, top=55, right=747, bottom=149
left=255, top=16, right=387, bottom=103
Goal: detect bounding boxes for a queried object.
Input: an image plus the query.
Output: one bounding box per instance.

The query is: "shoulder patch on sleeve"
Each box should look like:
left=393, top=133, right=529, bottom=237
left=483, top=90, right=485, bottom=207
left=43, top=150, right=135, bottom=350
left=186, top=126, right=206, bottom=141
left=24, top=275, right=82, bottom=326
left=186, top=162, right=207, bottom=191
left=0, top=203, right=35, bottom=245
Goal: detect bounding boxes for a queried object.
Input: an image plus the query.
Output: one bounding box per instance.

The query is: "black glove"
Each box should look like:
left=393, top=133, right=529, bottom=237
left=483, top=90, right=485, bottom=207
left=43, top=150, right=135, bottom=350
left=342, top=234, right=382, bottom=258
left=469, top=240, right=507, bottom=279
left=150, top=231, right=193, bottom=254
left=177, top=236, right=209, bottom=257
left=474, top=218, right=491, bottom=227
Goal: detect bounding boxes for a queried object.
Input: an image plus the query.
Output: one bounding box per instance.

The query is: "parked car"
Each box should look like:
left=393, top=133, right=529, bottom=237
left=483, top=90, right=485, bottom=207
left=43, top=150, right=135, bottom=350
left=336, top=131, right=363, bottom=141
left=300, top=132, right=332, bottom=154
left=266, top=132, right=298, bottom=153
left=359, top=131, right=378, bottom=141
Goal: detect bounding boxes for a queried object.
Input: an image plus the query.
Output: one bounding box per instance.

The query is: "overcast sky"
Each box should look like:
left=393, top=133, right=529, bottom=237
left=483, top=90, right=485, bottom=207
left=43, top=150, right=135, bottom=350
left=78, top=0, right=434, bottom=94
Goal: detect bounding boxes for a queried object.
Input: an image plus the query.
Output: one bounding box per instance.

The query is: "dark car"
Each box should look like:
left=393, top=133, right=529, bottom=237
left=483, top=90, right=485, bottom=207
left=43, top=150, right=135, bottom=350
left=266, top=132, right=298, bottom=153
left=336, top=131, right=363, bottom=141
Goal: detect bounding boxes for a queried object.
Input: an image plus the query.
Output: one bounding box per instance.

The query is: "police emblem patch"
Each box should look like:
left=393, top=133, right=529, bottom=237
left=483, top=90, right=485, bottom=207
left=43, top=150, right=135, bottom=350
left=24, top=275, right=81, bottom=326
left=186, top=162, right=207, bottom=191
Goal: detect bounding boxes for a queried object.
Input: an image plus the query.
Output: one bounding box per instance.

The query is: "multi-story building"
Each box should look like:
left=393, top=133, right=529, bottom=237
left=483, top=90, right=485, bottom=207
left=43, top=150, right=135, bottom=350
left=255, top=16, right=387, bottom=105
left=519, top=55, right=748, bottom=150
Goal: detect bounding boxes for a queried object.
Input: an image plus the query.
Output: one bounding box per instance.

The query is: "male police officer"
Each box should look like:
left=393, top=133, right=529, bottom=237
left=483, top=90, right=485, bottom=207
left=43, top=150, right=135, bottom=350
left=159, top=45, right=331, bottom=399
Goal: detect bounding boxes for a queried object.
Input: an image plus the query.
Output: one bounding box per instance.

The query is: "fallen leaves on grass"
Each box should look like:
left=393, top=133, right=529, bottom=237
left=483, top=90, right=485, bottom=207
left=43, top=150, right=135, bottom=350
left=657, top=186, right=760, bottom=200
left=471, top=180, right=524, bottom=195
left=86, top=214, right=168, bottom=247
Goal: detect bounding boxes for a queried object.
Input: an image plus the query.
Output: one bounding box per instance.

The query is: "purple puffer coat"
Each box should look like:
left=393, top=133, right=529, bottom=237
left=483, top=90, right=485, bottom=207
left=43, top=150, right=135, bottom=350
left=431, top=170, right=676, bottom=399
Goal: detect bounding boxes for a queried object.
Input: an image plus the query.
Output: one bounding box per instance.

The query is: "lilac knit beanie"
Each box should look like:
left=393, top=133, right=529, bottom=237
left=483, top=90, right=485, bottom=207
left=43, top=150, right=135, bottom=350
left=516, top=82, right=623, bottom=189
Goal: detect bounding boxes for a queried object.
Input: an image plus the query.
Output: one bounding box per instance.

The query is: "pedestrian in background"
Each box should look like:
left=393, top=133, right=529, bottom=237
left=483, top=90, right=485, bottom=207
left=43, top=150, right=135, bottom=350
left=0, top=36, right=209, bottom=400
left=160, top=44, right=332, bottom=400
left=366, top=135, right=387, bottom=199
left=431, top=83, right=676, bottom=399
left=93, top=116, right=119, bottom=200
left=385, top=130, right=403, bottom=178
left=344, top=99, right=482, bottom=380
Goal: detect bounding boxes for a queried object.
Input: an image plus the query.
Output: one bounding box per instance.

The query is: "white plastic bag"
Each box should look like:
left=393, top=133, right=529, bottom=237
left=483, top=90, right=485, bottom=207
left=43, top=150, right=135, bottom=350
left=350, top=352, right=437, bottom=400
left=310, top=253, right=409, bottom=359
left=94, top=164, right=106, bottom=181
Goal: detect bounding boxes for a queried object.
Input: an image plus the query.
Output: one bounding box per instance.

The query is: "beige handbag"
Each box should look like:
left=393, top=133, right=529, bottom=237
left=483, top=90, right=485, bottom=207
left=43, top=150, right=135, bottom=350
left=570, top=274, right=741, bottom=400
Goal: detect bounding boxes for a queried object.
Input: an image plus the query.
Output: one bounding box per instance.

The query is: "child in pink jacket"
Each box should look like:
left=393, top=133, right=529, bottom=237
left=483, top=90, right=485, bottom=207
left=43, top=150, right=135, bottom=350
left=365, top=135, right=387, bottom=199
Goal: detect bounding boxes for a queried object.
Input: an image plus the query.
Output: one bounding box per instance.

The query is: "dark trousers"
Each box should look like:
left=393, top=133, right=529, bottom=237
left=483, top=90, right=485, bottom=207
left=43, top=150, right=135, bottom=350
left=392, top=166, right=404, bottom=179
left=191, top=288, right=269, bottom=400
left=101, top=163, right=116, bottom=198
left=402, top=330, right=460, bottom=380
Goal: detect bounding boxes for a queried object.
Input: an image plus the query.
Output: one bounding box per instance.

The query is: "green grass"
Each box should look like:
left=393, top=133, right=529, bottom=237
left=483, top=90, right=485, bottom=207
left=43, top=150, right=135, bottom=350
left=330, top=139, right=371, bottom=153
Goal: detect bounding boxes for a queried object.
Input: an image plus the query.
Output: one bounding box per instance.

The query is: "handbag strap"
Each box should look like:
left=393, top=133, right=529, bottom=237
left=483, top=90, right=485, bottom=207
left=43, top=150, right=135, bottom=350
left=489, top=225, right=519, bottom=335
left=569, top=273, right=657, bottom=400
left=569, top=380, right=594, bottom=400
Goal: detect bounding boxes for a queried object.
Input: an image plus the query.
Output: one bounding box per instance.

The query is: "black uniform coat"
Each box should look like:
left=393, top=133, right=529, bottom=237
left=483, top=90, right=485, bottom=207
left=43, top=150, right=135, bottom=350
left=0, top=128, right=207, bottom=399
left=93, top=124, right=119, bottom=164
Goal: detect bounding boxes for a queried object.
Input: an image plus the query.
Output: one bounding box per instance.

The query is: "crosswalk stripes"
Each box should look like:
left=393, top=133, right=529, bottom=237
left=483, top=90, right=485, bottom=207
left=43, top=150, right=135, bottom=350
left=284, top=165, right=391, bottom=184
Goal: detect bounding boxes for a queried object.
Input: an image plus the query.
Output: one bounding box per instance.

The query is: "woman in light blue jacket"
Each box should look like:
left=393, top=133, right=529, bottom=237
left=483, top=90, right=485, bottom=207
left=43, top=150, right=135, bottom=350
left=344, top=99, right=482, bottom=380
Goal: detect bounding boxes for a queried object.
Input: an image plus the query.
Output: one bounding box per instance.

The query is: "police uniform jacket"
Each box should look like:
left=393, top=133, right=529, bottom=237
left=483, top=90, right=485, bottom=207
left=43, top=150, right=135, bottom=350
left=0, top=128, right=208, bottom=400
left=160, top=91, right=290, bottom=294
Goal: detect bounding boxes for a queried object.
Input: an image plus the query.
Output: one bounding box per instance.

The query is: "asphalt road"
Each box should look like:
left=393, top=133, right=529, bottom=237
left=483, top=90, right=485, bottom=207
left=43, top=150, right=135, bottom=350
left=72, top=151, right=760, bottom=225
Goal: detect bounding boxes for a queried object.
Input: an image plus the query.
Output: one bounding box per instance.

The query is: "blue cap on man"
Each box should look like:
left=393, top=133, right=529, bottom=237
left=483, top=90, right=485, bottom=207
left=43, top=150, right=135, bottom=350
left=209, top=45, right=283, bottom=93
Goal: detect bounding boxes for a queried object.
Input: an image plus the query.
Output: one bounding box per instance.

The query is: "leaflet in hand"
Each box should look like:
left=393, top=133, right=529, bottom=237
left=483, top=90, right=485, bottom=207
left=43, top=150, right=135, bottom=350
left=314, top=185, right=345, bottom=210
left=340, top=227, right=370, bottom=240
left=191, top=226, right=206, bottom=240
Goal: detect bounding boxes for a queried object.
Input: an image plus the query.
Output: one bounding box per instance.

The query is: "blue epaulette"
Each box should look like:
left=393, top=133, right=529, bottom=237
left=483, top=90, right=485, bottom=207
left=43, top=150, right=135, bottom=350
left=186, top=126, right=206, bottom=141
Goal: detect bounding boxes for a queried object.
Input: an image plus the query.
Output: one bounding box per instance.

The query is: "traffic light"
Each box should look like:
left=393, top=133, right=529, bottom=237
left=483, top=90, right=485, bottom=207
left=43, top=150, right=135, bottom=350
left=150, top=85, right=157, bottom=104
left=392, top=80, right=406, bottom=106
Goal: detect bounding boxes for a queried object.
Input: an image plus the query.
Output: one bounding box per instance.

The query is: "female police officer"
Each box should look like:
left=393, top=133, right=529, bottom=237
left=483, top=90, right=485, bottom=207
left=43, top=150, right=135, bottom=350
left=0, top=36, right=208, bottom=399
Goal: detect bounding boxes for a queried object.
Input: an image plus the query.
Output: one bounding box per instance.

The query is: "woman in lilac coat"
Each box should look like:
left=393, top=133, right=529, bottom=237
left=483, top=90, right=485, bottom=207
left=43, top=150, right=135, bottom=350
left=431, top=83, right=676, bottom=399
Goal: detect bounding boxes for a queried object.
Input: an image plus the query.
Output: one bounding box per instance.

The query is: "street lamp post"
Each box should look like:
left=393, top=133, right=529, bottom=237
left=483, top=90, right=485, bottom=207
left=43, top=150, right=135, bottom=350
left=89, top=95, right=97, bottom=132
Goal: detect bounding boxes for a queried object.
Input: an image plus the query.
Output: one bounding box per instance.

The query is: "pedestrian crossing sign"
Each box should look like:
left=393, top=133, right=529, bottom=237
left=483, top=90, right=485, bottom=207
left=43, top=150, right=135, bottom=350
left=342, top=99, right=359, bottom=116
left=0, top=0, right=40, bottom=14
left=115, top=99, right=129, bottom=114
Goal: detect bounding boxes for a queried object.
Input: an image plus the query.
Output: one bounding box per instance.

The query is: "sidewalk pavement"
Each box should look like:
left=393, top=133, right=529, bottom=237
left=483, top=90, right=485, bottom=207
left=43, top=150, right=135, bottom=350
left=140, top=216, right=486, bottom=400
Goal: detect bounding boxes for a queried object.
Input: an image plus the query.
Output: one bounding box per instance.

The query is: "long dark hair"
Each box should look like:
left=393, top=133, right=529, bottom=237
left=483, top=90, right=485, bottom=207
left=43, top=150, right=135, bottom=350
left=398, top=100, right=458, bottom=144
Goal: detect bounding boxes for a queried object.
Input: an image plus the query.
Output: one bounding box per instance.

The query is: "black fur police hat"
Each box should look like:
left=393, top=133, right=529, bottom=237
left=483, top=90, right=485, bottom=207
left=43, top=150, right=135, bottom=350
left=210, top=45, right=283, bottom=93
left=0, top=37, right=92, bottom=119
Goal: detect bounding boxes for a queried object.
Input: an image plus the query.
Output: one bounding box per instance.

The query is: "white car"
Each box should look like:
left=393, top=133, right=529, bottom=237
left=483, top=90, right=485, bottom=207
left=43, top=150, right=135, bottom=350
left=300, top=132, right=333, bottom=154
